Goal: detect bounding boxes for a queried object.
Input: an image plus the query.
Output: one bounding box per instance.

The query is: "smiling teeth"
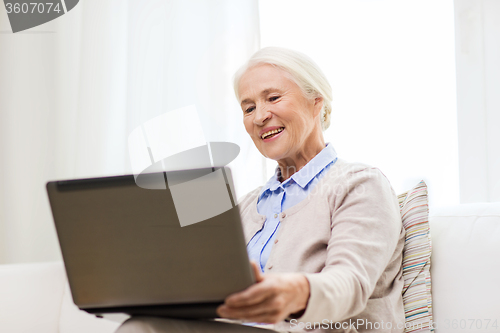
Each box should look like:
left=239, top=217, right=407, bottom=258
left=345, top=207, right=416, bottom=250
left=262, top=127, right=284, bottom=139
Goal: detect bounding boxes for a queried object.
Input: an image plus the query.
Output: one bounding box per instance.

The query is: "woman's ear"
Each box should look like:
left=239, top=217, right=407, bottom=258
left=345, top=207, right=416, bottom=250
left=313, top=96, right=324, bottom=117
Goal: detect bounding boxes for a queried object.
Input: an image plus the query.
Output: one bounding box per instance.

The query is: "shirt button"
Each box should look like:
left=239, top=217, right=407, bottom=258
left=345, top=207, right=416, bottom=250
left=281, top=213, right=286, bottom=218
left=274, top=213, right=278, bottom=218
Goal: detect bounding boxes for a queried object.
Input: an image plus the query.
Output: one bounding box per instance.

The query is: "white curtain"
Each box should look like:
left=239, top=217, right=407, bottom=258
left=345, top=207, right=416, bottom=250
left=0, top=0, right=261, bottom=264
left=454, top=0, right=500, bottom=203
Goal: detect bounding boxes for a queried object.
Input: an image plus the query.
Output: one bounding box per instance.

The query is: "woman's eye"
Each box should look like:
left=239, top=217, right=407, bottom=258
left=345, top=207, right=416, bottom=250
left=269, top=96, right=280, bottom=102
left=245, top=106, right=255, bottom=113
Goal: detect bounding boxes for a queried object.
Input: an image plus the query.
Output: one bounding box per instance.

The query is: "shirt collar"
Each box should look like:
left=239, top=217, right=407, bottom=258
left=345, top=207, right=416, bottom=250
left=258, top=143, right=337, bottom=199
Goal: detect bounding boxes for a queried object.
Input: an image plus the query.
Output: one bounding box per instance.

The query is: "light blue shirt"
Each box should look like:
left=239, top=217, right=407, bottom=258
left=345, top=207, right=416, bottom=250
left=246, top=143, right=338, bottom=272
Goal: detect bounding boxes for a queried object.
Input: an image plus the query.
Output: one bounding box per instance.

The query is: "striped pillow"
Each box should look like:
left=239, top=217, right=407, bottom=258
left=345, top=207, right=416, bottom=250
left=398, top=181, right=433, bottom=332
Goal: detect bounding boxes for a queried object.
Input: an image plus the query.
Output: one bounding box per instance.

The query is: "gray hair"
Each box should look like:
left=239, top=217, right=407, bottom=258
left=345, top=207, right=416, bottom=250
left=233, top=47, right=333, bottom=131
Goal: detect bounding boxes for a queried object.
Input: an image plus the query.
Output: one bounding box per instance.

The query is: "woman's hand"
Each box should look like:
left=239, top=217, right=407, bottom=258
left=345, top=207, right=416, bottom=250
left=216, top=261, right=310, bottom=324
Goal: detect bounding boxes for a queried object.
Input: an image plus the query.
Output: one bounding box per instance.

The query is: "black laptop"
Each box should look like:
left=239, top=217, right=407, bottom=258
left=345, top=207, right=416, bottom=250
left=46, top=166, right=255, bottom=319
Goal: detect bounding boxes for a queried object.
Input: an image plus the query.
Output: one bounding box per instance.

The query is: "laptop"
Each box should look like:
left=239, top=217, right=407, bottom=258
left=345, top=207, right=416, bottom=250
left=46, top=166, right=255, bottom=319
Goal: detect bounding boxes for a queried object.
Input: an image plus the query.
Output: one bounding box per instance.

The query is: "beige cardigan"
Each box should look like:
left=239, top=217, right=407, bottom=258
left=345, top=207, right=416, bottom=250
left=237, top=159, right=406, bottom=333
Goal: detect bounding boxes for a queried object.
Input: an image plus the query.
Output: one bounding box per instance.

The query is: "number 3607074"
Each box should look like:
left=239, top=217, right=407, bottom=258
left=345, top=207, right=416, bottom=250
left=5, top=2, right=62, bottom=14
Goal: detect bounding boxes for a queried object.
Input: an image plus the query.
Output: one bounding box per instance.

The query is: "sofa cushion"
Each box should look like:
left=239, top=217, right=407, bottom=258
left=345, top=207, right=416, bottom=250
left=429, top=203, right=500, bottom=333
left=0, top=261, right=65, bottom=333
left=398, top=181, right=434, bottom=332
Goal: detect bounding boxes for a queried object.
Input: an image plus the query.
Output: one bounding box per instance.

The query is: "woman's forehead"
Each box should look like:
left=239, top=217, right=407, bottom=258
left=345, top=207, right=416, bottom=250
left=238, top=64, right=296, bottom=99
left=241, top=64, right=289, bottom=82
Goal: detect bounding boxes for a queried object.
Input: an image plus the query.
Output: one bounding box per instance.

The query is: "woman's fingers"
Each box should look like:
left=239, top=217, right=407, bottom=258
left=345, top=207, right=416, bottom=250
left=250, top=260, right=264, bottom=282
left=222, top=261, right=266, bottom=308
left=217, top=272, right=310, bottom=323
left=224, top=278, right=276, bottom=307
left=218, top=295, right=283, bottom=323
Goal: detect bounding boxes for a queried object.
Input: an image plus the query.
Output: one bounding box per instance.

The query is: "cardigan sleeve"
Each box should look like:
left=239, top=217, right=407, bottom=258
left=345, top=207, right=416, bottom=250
left=295, top=167, right=403, bottom=323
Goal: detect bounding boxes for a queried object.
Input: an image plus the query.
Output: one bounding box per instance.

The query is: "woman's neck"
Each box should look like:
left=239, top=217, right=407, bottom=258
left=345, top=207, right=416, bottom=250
left=277, top=139, right=326, bottom=182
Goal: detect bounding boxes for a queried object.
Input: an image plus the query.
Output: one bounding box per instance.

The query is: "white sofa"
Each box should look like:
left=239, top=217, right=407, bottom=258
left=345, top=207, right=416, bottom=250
left=428, top=202, right=500, bottom=332
left=0, top=261, right=124, bottom=333
left=1, top=203, right=499, bottom=333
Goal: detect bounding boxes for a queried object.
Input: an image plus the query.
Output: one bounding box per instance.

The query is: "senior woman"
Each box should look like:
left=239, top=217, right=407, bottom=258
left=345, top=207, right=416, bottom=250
left=116, top=47, right=405, bottom=333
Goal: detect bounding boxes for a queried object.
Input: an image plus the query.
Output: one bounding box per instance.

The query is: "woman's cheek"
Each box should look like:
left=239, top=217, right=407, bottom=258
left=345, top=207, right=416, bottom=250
left=243, top=118, right=253, bottom=135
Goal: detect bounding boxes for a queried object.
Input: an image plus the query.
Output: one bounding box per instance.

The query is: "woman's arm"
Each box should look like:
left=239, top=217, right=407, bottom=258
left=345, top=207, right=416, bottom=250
left=218, top=167, right=403, bottom=325
left=297, top=167, right=404, bottom=323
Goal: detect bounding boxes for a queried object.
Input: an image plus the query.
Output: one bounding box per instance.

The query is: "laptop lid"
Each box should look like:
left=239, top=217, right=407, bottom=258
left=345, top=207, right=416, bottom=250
left=46, top=166, right=255, bottom=311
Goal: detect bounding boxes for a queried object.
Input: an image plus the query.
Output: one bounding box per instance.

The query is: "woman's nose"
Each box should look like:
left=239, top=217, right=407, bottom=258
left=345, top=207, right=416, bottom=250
left=253, top=105, right=272, bottom=126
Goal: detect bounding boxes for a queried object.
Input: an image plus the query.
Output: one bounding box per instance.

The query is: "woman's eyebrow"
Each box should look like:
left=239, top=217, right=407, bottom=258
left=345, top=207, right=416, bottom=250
left=240, top=98, right=253, bottom=106
left=240, top=88, right=282, bottom=106
left=260, top=88, right=280, bottom=95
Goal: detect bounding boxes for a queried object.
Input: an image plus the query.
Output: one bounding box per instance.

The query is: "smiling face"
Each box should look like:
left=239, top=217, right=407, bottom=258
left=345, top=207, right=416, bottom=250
left=238, top=64, right=325, bottom=174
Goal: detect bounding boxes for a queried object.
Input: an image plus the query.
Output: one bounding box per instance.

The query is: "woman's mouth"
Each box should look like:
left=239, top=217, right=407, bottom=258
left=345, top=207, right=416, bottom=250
left=261, top=127, right=285, bottom=141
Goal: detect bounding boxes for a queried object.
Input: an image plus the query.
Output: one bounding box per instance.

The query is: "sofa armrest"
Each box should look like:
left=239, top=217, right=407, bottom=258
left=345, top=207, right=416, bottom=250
left=0, top=261, right=65, bottom=333
left=0, top=261, right=123, bottom=333
left=430, top=203, right=500, bottom=332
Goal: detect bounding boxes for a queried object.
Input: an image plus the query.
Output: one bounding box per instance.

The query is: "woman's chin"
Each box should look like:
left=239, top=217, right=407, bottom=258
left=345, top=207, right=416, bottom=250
left=261, top=147, right=287, bottom=162
left=258, top=132, right=288, bottom=160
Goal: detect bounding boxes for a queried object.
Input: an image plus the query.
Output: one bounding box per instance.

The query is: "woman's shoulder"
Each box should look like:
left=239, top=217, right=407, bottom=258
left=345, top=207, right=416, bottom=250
left=321, top=158, right=395, bottom=195
left=325, top=158, right=387, bottom=179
